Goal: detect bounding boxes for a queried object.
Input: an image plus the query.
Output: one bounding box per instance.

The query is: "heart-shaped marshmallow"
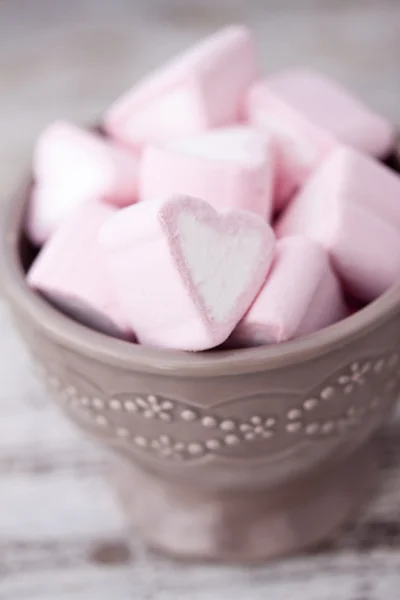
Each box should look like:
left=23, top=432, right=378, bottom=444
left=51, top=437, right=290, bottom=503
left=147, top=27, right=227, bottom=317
left=28, top=199, right=132, bottom=339
left=28, top=120, right=139, bottom=245
left=104, top=26, right=259, bottom=149
left=100, top=195, right=275, bottom=350
left=246, top=68, right=396, bottom=210
left=140, top=126, right=275, bottom=220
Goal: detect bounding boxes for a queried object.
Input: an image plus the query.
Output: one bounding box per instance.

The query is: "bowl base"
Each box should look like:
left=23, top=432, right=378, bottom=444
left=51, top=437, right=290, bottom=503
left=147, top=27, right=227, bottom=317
left=110, top=444, right=377, bottom=563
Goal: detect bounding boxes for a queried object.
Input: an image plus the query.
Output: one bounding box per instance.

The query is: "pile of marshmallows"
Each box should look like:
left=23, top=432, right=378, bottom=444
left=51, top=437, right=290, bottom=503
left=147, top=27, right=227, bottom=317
left=26, top=26, right=399, bottom=352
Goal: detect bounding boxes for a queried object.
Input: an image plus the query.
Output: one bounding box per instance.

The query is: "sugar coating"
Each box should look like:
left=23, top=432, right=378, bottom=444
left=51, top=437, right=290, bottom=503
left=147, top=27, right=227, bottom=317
left=104, top=26, right=260, bottom=148
left=100, top=195, right=275, bottom=351
left=139, top=126, right=275, bottom=219
left=277, top=148, right=400, bottom=301
left=27, top=199, right=131, bottom=338
left=28, top=120, right=138, bottom=244
left=246, top=68, right=396, bottom=209
left=231, top=236, right=346, bottom=345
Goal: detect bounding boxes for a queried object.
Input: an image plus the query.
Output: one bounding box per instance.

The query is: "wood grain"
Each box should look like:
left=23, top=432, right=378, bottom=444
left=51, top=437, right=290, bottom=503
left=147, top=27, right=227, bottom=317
left=2, top=1, right=400, bottom=597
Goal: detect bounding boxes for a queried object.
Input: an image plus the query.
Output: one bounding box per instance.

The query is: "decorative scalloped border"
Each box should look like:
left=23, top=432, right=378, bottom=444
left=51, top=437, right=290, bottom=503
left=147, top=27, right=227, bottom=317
left=36, top=348, right=400, bottom=462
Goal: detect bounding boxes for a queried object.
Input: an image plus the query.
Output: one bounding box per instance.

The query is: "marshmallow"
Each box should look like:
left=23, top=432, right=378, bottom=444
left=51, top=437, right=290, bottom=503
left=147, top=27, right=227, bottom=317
left=28, top=121, right=138, bottom=244
left=139, top=126, right=275, bottom=219
left=231, top=237, right=346, bottom=346
left=246, top=69, right=396, bottom=209
left=100, top=195, right=275, bottom=351
left=104, top=26, right=259, bottom=148
left=321, top=147, right=400, bottom=231
left=27, top=199, right=131, bottom=339
left=277, top=148, right=400, bottom=301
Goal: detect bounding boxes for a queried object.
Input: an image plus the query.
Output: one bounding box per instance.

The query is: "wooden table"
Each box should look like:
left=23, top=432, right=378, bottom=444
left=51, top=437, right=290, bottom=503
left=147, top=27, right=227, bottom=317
left=2, top=1, right=400, bottom=597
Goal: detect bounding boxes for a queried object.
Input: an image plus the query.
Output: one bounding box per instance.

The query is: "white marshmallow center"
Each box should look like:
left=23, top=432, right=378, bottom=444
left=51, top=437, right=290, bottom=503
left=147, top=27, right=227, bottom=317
left=177, top=211, right=264, bottom=322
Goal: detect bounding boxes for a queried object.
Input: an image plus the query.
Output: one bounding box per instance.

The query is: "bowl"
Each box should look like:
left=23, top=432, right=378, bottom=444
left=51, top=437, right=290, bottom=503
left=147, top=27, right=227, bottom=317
left=2, top=162, right=400, bottom=563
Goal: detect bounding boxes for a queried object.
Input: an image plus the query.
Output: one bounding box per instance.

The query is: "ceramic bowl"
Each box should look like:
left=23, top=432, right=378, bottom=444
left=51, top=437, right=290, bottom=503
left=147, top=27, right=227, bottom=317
left=2, top=158, right=400, bottom=562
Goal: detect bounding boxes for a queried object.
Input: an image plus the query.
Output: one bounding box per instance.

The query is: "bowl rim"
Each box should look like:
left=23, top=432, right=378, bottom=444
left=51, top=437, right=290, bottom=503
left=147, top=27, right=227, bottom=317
left=2, top=172, right=400, bottom=378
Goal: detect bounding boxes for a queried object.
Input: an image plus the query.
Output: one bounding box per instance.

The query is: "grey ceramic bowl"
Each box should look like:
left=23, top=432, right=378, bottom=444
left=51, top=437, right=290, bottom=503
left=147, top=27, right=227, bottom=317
left=2, top=164, right=400, bottom=562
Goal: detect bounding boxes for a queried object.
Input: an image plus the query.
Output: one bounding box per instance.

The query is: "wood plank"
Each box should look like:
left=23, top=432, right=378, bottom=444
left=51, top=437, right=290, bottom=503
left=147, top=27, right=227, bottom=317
left=3, top=552, right=400, bottom=600
left=1, top=567, right=139, bottom=600
left=0, top=473, right=124, bottom=540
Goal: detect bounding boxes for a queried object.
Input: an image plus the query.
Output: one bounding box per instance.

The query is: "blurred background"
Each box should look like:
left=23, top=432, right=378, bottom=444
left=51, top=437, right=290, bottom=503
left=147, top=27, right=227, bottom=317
left=2, top=2, right=400, bottom=598
left=1, top=0, right=399, bottom=199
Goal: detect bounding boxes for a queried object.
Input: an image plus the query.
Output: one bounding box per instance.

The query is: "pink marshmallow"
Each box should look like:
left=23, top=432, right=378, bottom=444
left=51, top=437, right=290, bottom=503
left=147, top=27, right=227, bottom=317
left=231, top=236, right=346, bottom=346
left=104, top=26, right=259, bottom=148
left=277, top=148, right=400, bottom=301
left=296, top=261, right=347, bottom=338
left=100, top=195, right=275, bottom=351
left=246, top=68, right=396, bottom=209
left=139, top=126, right=275, bottom=220
left=28, top=121, right=138, bottom=245
left=27, top=199, right=131, bottom=339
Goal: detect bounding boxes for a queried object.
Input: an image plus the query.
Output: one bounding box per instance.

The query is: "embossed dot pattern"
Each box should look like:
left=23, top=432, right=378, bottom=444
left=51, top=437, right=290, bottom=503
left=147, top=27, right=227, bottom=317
left=36, top=349, right=400, bottom=461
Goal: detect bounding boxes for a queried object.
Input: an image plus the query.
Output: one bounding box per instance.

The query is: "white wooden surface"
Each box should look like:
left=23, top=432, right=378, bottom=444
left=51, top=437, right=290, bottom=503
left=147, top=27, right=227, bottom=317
left=2, top=1, right=400, bottom=597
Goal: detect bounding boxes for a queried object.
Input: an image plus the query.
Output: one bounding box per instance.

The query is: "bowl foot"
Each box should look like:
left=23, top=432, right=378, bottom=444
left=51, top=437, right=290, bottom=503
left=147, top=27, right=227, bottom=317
left=111, top=445, right=376, bottom=563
